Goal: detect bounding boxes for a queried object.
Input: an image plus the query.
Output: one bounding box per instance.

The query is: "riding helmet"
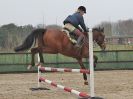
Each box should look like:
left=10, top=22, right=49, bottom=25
left=78, top=6, right=86, bottom=13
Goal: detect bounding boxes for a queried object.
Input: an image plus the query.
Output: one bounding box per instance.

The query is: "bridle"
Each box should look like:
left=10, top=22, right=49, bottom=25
left=83, top=32, right=105, bottom=49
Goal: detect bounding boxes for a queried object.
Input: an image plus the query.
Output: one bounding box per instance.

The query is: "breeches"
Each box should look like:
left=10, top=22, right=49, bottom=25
left=64, top=23, right=84, bottom=37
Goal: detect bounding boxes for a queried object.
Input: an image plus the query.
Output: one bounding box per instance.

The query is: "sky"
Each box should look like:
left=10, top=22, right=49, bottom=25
left=0, top=0, right=133, bottom=27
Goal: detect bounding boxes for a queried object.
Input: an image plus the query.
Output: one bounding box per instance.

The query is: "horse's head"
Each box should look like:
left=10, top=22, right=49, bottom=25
left=92, top=27, right=106, bottom=50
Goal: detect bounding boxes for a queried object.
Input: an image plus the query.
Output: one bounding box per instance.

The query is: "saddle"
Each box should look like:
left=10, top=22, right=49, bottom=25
left=62, top=28, right=78, bottom=44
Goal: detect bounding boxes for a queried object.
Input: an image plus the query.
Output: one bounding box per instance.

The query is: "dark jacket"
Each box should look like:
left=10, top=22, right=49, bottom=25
left=63, top=12, right=87, bottom=32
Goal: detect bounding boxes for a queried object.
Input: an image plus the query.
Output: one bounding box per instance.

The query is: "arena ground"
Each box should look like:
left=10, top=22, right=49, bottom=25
left=0, top=70, right=133, bottom=99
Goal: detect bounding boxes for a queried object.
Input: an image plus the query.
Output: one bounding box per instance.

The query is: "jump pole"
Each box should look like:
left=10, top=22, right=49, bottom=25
left=37, top=53, right=41, bottom=88
left=88, top=29, right=103, bottom=99
left=30, top=54, right=51, bottom=91
left=30, top=53, right=44, bottom=91
left=88, top=29, right=95, bottom=97
left=39, top=66, right=90, bottom=74
left=39, top=77, right=90, bottom=98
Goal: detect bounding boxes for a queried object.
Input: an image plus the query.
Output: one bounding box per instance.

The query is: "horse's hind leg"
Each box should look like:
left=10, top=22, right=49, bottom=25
left=38, top=47, right=58, bottom=66
left=34, top=48, right=45, bottom=66
left=77, top=58, right=88, bottom=85
left=27, top=48, right=39, bottom=70
left=38, top=52, right=44, bottom=66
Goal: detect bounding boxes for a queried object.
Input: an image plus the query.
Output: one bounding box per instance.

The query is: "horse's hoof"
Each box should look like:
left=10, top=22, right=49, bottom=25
left=84, top=81, right=88, bottom=85
left=27, top=65, right=32, bottom=70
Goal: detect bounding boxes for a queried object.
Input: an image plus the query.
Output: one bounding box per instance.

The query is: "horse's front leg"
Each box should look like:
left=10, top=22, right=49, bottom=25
left=93, top=55, right=98, bottom=68
left=77, top=58, right=88, bottom=85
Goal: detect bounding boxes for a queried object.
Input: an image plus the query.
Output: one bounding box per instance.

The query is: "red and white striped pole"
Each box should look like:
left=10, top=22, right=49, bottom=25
left=39, top=77, right=90, bottom=98
left=39, top=67, right=90, bottom=74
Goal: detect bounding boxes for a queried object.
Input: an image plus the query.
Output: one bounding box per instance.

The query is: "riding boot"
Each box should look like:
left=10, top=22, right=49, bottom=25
left=75, top=35, right=84, bottom=48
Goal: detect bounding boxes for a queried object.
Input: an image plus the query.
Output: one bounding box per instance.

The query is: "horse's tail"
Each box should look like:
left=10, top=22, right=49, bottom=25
left=14, top=29, right=47, bottom=52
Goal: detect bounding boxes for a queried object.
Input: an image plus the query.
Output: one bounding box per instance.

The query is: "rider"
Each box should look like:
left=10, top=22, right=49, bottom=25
left=63, top=6, right=88, bottom=47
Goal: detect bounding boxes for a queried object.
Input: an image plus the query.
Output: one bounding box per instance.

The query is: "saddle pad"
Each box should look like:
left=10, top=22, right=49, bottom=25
left=62, top=29, right=77, bottom=44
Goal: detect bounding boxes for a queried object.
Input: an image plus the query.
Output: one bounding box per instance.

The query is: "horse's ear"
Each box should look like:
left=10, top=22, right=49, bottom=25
left=102, top=27, right=104, bottom=32
left=99, top=27, right=100, bottom=30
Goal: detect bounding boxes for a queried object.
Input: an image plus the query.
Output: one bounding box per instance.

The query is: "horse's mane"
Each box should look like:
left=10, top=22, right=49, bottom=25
left=92, top=27, right=104, bottom=32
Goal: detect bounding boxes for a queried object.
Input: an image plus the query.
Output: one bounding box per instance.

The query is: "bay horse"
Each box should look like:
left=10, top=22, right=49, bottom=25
left=14, top=27, right=106, bottom=85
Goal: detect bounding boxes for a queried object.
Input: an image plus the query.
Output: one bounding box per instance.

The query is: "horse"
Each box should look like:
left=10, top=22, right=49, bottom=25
left=14, top=27, right=106, bottom=85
